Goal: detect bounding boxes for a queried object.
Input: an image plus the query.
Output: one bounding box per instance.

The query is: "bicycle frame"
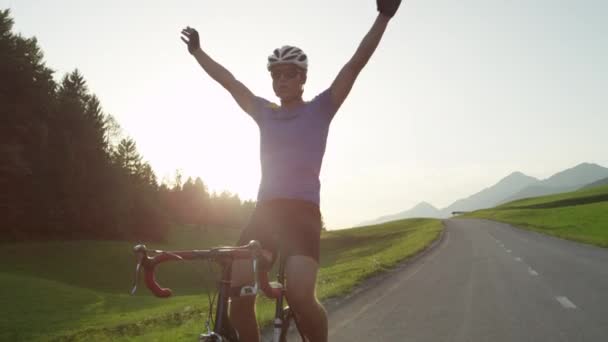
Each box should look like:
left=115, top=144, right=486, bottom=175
left=211, top=258, right=239, bottom=341
left=131, top=241, right=307, bottom=342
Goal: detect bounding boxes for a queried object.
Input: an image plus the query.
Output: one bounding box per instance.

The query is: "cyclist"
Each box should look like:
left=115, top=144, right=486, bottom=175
left=181, top=1, right=401, bottom=341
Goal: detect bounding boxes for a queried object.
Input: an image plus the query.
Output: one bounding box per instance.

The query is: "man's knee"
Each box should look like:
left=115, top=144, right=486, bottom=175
left=231, top=250, right=274, bottom=285
left=231, top=259, right=254, bottom=287
left=230, top=295, right=256, bottom=317
left=285, top=256, right=319, bottom=310
left=229, top=258, right=254, bottom=315
left=286, top=288, right=318, bottom=312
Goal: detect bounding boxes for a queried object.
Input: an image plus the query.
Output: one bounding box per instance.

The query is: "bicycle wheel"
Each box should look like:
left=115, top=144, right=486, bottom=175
left=199, top=333, right=226, bottom=342
left=220, top=317, right=239, bottom=342
left=199, top=319, right=238, bottom=341
left=279, top=307, right=292, bottom=342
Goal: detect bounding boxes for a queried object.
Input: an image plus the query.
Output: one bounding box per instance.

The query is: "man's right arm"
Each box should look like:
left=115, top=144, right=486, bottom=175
left=181, top=27, right=258, bottom=116
left=190, top=49, right=258, bottom=115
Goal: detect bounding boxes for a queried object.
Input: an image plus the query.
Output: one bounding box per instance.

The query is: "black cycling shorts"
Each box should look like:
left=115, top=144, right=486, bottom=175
left=237, top=199, right=322, bottom=269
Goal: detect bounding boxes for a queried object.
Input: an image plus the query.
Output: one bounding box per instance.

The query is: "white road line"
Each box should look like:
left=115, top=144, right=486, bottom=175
left=528, top=267, right=539, bottom=276
left=506, top=249, right=512, bottom=253
left=514, top=257, right=522, bottom=262
left=556, top=296, right=577, bottom=309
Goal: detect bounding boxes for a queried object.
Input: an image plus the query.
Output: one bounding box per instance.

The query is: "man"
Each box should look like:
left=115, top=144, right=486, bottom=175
left=181, top=1, right=401, bottom=341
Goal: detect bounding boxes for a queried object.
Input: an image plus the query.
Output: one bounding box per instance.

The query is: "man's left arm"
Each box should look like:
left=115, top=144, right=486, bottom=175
left=330, top=5, right=399, bottom=110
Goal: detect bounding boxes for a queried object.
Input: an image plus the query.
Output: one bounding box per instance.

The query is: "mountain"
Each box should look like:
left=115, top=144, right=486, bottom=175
left=497, top=185, right=568, bottom=204
left=359, top=162, right=608, bottom=226
left=580, top=176, right=608, bottom=190
left=358, top=202, right=442, bottom=226
left=542, top=163, right=608, bottom=188
left=360, top=172, right=539, bottom=225
left=439, top=171, right=539, bottom=215
left=500, top=163, right=608, bottom=204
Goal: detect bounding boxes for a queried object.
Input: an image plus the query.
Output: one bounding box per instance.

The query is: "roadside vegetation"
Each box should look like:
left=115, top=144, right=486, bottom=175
left=1, top=219, right=442, bottom=341
left=463, top=185, right=608, bottom=247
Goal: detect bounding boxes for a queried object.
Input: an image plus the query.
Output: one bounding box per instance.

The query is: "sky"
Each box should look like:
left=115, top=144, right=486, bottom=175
left=3, top=0, right=607, bottom=229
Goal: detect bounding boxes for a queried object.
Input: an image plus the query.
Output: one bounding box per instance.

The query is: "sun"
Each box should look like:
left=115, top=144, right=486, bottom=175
left=124, top=73, right=264, bottom=201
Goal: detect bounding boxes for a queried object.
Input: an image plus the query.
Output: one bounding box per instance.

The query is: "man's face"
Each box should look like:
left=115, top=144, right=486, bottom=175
left=270, top=64, right=306, bottom=101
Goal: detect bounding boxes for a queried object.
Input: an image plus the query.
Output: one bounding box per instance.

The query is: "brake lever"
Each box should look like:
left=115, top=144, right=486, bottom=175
left=240, top=242, right=262, bottom=296
left=131, top=245, right=184, bottom=295
left=131, top=258, right=142, bottom=295
left=131, top=244, right=147, bottom=295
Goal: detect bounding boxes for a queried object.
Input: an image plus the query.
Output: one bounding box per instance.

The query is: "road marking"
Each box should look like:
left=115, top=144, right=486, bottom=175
left=506, top=249, right=511, bottom=253
left=528, top=267, right=539, bottom=276
left=514, top=257, right=522, bottom=262
left=556, top=296, right=577, bottom=309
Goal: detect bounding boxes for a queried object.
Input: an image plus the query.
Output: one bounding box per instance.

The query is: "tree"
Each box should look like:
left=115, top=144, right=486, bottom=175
left=1, top=9, right=168, bottom=241
left=2, top=8, right=257, bottom=241
left=1, top=9, right=56, bottom=240
left=193, top=177, right=210, bottom=227
left=110, top=137, right=165, bottom=240
left=113, top=138, right=143, bottom=176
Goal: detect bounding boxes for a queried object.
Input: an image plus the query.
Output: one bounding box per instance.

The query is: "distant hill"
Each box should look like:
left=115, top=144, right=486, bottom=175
left=360, top=162, right=608, bottom=225
left=361, top=172, right=539, bottom=225
left=358, top=202, right=442, bottom=226
left=499, top=163, right=608, bottom=204
left=580, top=176, right=608, bottom=190
left=542, top=163, right=608, bottom=188
left=439, top=171, right=539, bottom=216
left=497, top=185, right=569, bottom=205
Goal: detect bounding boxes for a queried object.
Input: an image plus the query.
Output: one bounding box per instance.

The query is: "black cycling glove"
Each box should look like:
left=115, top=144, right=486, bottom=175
left=181, top=27, right=201, bottom=54
left=377, top=0, right=402, bottom=18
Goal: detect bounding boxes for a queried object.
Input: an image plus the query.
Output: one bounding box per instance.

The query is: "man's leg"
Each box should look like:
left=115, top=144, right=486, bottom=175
left=229, top=259, right=260, bottom=342
left=230, top=200, right=277, bottom=342
left=285, top=255, right=328, bottom=342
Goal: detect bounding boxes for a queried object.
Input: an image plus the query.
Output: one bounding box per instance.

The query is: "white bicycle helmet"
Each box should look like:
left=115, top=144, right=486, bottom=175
left=267, top=45, right=308, bottom=71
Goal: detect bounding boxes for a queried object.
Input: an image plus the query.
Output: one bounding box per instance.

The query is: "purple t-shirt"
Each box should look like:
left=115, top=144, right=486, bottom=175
left=249, top=89, right=338, bottom=205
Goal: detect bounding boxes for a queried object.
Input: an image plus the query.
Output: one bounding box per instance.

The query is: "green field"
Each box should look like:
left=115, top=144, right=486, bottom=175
left=463, top=185, right=608, bottom=247
left=1, top=218, right=442, bottom=341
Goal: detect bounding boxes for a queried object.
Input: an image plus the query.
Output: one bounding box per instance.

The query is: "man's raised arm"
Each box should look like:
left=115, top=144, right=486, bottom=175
left=330, top=0, right=402, bottom=109
left=181, top=27, right=257, bottom=115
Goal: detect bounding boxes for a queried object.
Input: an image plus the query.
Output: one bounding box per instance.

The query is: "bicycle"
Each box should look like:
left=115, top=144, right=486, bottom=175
left=131, top=240, right=309, bottom=341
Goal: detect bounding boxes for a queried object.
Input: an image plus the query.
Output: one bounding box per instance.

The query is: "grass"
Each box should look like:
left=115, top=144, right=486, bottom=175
left=0, top=225, right=241, bottom=342
left=497, top=184, right=608, bottom=209
left=1, top=219, right=442, bottom=341
left=463, top=184, right=608, bottom=247
left=316, top=218, right=442, bottom=299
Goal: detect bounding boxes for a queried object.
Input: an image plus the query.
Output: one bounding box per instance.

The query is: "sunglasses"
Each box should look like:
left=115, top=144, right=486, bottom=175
left=271, top=69, right=300, bottom=81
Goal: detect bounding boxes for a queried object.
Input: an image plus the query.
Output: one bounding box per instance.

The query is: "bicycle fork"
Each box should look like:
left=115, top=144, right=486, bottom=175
left=200, top=261, right=240, bottom=342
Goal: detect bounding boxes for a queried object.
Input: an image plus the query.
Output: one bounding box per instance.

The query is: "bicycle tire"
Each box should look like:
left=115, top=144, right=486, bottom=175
left=199, top=318, right=238, bottom=341
left=199, top=334, right=225, bottom=342
left=279, top=307, right=292, bottom=342
left=220, top=317, right=239, bottom=342
left=199, top=334, right=237, bottom=342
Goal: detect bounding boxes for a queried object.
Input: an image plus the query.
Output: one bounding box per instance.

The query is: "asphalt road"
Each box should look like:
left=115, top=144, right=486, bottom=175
left=324, top=218, right=608, bottom=342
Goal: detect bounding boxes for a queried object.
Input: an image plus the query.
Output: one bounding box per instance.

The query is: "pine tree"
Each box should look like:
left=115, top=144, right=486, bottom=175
left=1, top=9, right=56, bottom=240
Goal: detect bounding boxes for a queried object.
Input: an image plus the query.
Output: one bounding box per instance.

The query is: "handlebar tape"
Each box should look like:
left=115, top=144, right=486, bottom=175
left=142, top=253, right=182, bottom=298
